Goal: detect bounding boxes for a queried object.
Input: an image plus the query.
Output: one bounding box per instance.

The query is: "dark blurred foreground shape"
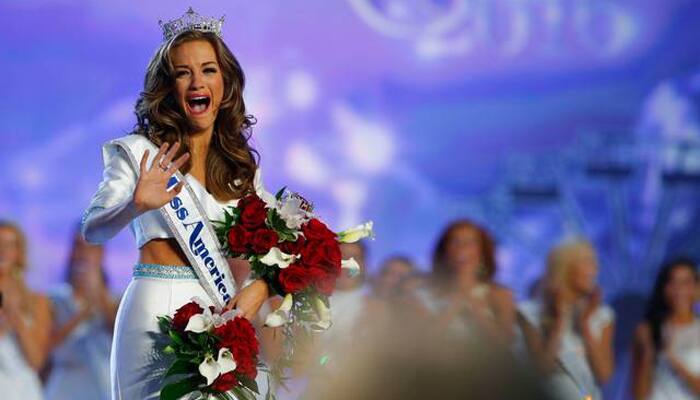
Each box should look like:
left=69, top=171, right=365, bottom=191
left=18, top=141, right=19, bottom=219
left=304, top=319, right=558, bottom=400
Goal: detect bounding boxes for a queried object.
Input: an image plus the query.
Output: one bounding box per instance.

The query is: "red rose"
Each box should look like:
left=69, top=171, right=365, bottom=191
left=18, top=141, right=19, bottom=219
left=301, top=239, right=341, bottom=271
left=279, top=236, right=306, bottom=255
left=319, top=240, right=342, bottom=269
left=172, top=301, right=204, bottom=331
left=210, top=371, right=238, bottom=392
left=278, top=264, right=313, bottom=294
left=309, top=266, right=336, bottom=296
left=228, top=225, right=252, bottom=254
left=235, top=356, right=258, bottom=380
left=213, top=317, right=260, bottom=381
left=251, top=228, right=279, bottom=254
left=213, top=317, right=259, bottom=356
left=239, top=195, right=268, bottom=230
left=300, top=241, right=324, bottom=265
left=302, top=219, right=336, bottom=241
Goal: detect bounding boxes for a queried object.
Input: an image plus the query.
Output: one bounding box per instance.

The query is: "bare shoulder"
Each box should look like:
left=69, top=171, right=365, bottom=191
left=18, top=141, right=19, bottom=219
left=488, top=283, right=514, bottom=304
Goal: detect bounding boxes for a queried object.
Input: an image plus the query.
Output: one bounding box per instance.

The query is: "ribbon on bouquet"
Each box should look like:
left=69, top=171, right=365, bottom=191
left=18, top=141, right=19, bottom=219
left=109, top=135, right=235, bottom=308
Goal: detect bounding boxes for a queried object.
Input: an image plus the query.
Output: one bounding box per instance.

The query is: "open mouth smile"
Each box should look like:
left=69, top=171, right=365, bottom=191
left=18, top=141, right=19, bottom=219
left=186, top=94, right=211, bottom=115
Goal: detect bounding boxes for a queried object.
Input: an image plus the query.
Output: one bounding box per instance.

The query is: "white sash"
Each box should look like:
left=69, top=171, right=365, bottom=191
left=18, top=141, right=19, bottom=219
left=111, top=136, right=236, bottom=308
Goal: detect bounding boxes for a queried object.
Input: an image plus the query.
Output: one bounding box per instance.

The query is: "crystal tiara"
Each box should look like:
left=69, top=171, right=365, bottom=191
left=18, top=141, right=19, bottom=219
left=159, top=7, right=225, bottom=42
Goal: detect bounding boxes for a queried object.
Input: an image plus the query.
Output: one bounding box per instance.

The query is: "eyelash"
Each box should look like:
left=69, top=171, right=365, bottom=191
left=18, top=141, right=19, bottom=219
left=175, top=68, right=217, bottom=78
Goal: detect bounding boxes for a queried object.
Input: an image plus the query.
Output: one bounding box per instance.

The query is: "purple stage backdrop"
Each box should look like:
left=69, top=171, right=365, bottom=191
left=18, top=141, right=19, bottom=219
left=5, top=2, right=700, bottom=397
left=2, top=0, right=700, bottom=319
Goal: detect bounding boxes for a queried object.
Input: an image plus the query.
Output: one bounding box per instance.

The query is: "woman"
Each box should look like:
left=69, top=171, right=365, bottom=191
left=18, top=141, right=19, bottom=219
left=418, top=219, right=515, bottom=341
left=0, top=221, right=51, bottom=399
left=631, top=258, right=700, bottom=399
left=81, top=8, right=271, bottom=399
left=518, top=239, right=614, bottom=400
left=372, top=256, right=416, bottom=301
left=45, top=228, right=118, bottom=400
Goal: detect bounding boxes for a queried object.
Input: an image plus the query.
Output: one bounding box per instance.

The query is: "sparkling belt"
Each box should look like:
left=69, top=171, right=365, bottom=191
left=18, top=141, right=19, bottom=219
left=133, top=263, right=198, bottom=280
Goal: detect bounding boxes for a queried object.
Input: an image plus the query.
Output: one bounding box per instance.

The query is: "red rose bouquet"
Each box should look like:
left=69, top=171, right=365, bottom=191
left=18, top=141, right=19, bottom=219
left=214, top=187, right=374, bottom=333
left=157, top=297, right=268, bottom=400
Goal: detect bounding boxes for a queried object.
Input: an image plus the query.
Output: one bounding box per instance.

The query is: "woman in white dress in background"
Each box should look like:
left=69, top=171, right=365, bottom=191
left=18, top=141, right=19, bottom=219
left=0, top=221, right=51, bottom=399
left=632, top=258, right=700, bottom=399
left=45, top=228, right=117, bottom=400
left=418, top=219, right=515, bottom=342
left=81, top=9, right=271, bottom=399
left=518, top=239, right=614, bottom=400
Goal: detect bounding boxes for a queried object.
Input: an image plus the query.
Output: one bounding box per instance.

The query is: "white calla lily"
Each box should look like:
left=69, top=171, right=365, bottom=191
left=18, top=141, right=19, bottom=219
left=185, top=307, right=214, bottom=333
left=264, top=293, right=294, bottom=327
left=310, top=296, right=332, bottom=331
left=198, top=348, right=238, bottom=386
left=260, top=247, right=297, bottom=269
left=337, top=221, right=374, bottom=243
left=217, top=348, right=237, bottom=375
left=198, top=354, right=221, bottom=385
left=254, top=168, right=277, bottom=207
left=341, top=257, right=361, bottom=277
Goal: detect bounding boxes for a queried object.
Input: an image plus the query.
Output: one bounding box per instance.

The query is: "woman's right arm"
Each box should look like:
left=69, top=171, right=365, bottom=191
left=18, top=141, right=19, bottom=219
left=81, top=144, right=141, bottom=244
left=518, top=310, right=566, bottom=373
left=631, top=322, right=654, bottom=400
left=48, top=303, right=92, bottom=350
left=82, top=141, right=188, bottom=244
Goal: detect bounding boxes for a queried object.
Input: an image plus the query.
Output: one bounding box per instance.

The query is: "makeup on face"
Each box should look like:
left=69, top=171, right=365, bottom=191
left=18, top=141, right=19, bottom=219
left=171, top=40, right=224, bottom=133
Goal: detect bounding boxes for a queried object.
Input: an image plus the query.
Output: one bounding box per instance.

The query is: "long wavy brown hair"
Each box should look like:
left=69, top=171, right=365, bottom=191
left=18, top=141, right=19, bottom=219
left=431, top=219, right=497, bottom=283
left=133, top=30, right=258, bottom=201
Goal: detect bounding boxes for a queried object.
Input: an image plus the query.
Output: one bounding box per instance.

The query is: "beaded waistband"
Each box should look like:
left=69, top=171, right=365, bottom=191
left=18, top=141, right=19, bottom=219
left=133, top=263, right=198, bottom=280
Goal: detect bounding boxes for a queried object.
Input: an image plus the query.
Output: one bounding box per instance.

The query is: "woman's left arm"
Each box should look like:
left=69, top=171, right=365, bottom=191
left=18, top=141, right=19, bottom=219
left=226, top=279, right=270, bottom=320
left=10, top=294, right=52, bottom=370
left=96, top=290, right=119, bottom=332
left=581, top=320, right=615, bottom=384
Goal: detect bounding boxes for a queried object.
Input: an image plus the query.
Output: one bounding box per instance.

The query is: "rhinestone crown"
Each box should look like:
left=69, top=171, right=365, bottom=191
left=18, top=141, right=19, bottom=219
left=159, top=7, right=224, bottom=42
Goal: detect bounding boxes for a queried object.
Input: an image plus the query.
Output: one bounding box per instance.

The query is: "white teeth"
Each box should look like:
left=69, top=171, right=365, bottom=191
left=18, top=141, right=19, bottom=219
left=192, top=103, right=206, bottom=112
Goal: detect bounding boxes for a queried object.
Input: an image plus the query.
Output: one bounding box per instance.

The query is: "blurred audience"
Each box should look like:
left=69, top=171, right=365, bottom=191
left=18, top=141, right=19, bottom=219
left=416, top=219, right=515, bottom=342
left=365, top=255, right=420, bottom=320
left=327, top=241, right=369, bottom=339
left=371, top=255, right=416, bottom=301
left=5, top=215, right=700, bottom=400
left=632, top=258, right=700, bottom=400
left=0, top=221, right=51, bottom=400
left=44, top=227, right=117, bottom=400
left=304, top=316, right=556, bottom=400
left=518, top=239, right=614, bottom=400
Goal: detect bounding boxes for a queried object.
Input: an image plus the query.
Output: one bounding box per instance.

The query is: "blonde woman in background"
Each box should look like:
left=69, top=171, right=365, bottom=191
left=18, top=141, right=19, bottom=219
left=0, top=221, right=51, bottom=399
left=518, top=239, right=614, bottom=400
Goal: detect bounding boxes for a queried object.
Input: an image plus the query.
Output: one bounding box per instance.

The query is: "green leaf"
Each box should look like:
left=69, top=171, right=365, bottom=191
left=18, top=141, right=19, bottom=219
left=275, top=186, right=287, bottom=200
left=238, top=374, right=259, bottom=394
left=163, top=345, right=176, bottom=355
left=165, top=359, right=196, bottom=377
left=168, top=330, right=185, bottom=346
left=231, top=386, right=257, bottom=400
left=159, top=377, right=201, bottom=400
left=157, top=316, right=173, bottom=334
